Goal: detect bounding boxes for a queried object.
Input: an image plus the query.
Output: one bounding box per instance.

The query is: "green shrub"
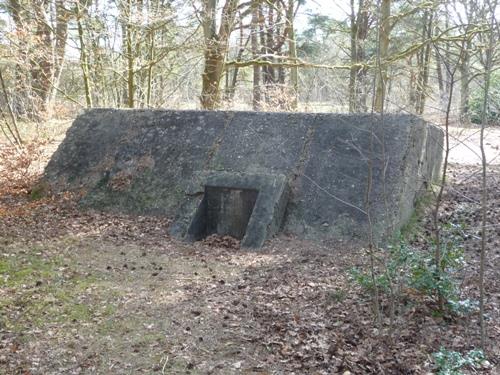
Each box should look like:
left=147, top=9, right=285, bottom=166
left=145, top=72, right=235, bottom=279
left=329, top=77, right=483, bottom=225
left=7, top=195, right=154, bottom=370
left=432, top=347, right=485, bottom=375
left=350, top=235, right=474, bottom=314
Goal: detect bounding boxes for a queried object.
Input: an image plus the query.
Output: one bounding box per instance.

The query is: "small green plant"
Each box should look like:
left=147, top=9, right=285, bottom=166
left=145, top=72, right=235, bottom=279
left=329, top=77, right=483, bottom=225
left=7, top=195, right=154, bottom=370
left=350, top=266, right=390, bottom=293
left=447, top=299, right=479, bottom=315
left=325, top=288, right=347, bottom=303
left=29, top=181, right=49, bottom=200
left=432, top=347, right=485, bottom=375
left=350, top=236, right=474, bottom=314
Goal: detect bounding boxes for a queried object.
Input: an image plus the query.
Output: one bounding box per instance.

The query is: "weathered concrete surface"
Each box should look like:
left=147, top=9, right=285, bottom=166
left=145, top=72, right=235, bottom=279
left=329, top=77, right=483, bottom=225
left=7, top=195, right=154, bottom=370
left=284, top=114, right=444, bottom=240
left=44, top=109, right=443, bottom=247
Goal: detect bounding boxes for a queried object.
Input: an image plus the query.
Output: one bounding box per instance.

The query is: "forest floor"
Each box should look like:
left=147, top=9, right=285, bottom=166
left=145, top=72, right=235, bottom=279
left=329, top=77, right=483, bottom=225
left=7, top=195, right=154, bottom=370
left=0, top=125, right=499, bottom=374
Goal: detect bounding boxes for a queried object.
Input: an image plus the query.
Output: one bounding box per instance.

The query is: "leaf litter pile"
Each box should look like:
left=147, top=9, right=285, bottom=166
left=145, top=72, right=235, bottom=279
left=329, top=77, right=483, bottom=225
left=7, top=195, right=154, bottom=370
left=1, top=161, right=500, bottom=374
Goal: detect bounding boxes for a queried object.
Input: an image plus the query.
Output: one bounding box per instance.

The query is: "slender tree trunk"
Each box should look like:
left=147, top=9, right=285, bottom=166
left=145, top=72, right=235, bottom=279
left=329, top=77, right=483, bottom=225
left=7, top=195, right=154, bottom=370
left=350, top=0, right=369, bottom=112
left=478, top=1, right=496, bottom=349
left=251, top=1, right=261, bottom=110
left=126, top=0, right=134, bottom=108
left=89, top=17, right=106, bottom=106
left=31, top=0, right=54, bottom=113
left=459, top=41, right=471, bottom=123
left=374, top=0, right=391, bottom=112
left=478, top=56, right=491, bottom=352
left=356, top=0, right=369, bottom=112
left=435, top=48, right=445, bottom=104
left=349, top=0, right=358, bottom=112
left=287, top=0, right=298, bottom=110
left=433, top=72, right=455, bottom=312
left=226, top=16, right=248, bottom=101
left=146, top=29, right=155, bottom=107
left=76, top=1, right=93, bottom=108
left=47, top=0, right=70, bottom=115
left=263, top=4, right=275, bottom=103
left=408, top=56, right=417, bottom=107
left=431, top=37, right=466, bottom=311
left=258, top=3, right=267, bottom=102
left=8, top=0, right=69, bottom=117
left=415, top=10, right=433, bottom=115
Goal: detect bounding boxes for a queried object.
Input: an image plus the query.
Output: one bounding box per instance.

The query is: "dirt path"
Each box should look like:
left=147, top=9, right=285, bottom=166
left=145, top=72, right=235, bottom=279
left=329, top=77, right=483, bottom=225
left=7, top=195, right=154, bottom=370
left=448, top=127, right=500, bottom=165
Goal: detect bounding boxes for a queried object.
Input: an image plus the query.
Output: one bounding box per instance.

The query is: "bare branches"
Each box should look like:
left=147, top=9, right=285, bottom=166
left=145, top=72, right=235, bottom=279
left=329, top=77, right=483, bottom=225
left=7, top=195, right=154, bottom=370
left=0, top=68, right=23, bottom=147
left=226, top=58, right=358, bottom=70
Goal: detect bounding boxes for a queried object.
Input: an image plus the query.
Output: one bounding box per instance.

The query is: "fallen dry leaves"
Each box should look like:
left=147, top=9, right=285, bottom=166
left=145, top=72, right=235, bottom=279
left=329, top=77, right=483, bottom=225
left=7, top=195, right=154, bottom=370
left=0, top=146, right=499, bottom=374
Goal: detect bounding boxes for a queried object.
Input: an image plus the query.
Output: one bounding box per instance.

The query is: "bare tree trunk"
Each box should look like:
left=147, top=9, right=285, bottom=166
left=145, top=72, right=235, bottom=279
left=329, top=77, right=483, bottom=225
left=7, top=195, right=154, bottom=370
left=31, top=0, right=54, bottom=112
left=433, top=71, right=455, bottom=312
left=201, top=49, right=226, bottom=110
left=431, top=35, right=468, bottom=311
left=146, top=28, right=155, bottom=107
left=459, top=41, right=471, bottom=122
left=287, top=0, right=298, bottom=110
left=349, top=0, right=369, bottom=112
left=415, top=10, right=433, bottom=115
left=408, top=56, right=417, bottom=106
left=258, top=3, right=267, bottom=102
left=47, top=0, right=70, bottom=114
left=126, top=0, right=135, bottom=108
left=200, top=0, right=239, bottom=110
left=76, top=1, right=93, bottom=108
left=374, top=0, right=390, bottom=112
left=263, top=3, right=275, bottom=103
left=251, top=1, right=261, bottom=110
left=226, top=15, right=248, bottom=101
left=349, top=0, right=358, bottom=112
left=478, top=54, right=491, bottom=353
left=478, top=0, right=496, bottom=349
left=435, top=48, right=445, bottom=104
left=7, top=0, right=31, bottom=116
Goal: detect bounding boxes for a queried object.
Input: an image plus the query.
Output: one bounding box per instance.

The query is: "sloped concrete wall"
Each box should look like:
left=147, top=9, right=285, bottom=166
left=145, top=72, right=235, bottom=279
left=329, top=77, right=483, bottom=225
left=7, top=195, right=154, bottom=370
left=44, top=109, right=443, bottom=245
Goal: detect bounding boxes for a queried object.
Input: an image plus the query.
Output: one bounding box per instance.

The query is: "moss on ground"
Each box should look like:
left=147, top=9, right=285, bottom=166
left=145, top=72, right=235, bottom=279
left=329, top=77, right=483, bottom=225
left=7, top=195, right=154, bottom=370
left=0, top=246, right=113, bottom=332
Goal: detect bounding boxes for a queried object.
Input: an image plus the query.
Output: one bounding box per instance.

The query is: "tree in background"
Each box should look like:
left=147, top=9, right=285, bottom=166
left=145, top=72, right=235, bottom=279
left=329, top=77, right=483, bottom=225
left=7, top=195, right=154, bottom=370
left=349, top=0, right=371, bottom=112
left=3, top=0, right=71, bottom=117
left=199, top=0, right=240, bottom=109
left=0, top=0, right=497, bottom=117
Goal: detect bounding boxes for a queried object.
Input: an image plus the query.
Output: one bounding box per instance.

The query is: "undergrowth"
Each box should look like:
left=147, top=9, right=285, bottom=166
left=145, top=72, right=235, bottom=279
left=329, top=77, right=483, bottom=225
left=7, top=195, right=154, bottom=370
left=0, top=141, right=47, bottom=195
left=432, top=347, right=485, bottom=375
left=350, top=234, right=472, bottom=316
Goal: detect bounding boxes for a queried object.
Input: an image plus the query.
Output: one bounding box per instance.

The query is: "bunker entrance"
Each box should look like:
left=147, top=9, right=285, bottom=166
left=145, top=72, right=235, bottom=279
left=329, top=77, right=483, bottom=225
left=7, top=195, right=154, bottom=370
left=188, top=186, right=259, bottom=241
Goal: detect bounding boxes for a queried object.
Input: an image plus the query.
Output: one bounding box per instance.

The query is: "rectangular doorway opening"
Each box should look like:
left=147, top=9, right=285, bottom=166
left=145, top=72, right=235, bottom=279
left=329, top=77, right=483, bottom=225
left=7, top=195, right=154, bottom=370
left=187, top=186, right=259, bottom=241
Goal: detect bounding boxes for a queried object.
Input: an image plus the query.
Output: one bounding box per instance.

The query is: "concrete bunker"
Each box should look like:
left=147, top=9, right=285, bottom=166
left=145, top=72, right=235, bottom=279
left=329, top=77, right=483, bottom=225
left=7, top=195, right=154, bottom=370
left=43, top=109, right=444, bottom=248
